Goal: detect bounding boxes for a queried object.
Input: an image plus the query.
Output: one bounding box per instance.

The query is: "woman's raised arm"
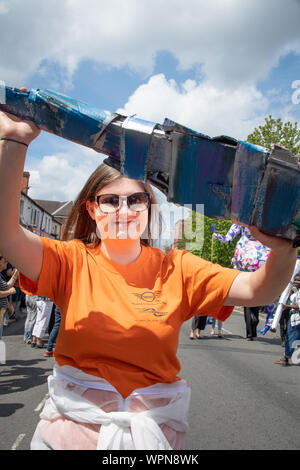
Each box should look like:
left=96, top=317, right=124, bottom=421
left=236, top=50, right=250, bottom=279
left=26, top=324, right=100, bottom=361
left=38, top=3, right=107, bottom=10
left=0, top=104, right=43, bottom=282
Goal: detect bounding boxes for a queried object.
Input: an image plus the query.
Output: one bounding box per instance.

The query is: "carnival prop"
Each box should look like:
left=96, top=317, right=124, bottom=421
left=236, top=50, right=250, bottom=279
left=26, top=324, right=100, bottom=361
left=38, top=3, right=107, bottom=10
left=212, top=223, right=270, bottom=271
left=212, top=223, right=277, bottom=335
left=0, top=83, right=299, bottom=244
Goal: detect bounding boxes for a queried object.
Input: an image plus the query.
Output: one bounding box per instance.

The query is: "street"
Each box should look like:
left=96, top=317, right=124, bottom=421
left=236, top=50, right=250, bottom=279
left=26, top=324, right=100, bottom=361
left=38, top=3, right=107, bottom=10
left=0, top=308, right=299, bottom=450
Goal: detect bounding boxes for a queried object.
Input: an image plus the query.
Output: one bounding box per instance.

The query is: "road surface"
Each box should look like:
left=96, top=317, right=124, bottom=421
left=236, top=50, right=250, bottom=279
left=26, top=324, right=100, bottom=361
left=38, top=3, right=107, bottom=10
left=0, top=308, right=299, bottom=450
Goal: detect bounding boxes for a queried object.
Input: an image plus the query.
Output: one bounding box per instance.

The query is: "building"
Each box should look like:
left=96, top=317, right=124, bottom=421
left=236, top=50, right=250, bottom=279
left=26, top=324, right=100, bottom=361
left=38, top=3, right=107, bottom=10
left=34, top=200, right=73, bottom=239
left=20, top=191, right=62, bottom=239
left=20, top=171, right=73, bottom=240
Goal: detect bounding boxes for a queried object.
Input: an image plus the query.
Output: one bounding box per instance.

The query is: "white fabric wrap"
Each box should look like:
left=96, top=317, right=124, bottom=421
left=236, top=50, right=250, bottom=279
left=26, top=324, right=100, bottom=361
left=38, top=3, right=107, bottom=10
left=39, top=364, right=191, bottom=450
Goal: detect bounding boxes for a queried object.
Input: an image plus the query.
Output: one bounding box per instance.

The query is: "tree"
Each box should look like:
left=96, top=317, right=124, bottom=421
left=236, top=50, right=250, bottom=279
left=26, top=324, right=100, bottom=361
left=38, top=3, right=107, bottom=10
left=178, top=212, right=236, bottom=267
left=247, top=115, right=300, bottom=155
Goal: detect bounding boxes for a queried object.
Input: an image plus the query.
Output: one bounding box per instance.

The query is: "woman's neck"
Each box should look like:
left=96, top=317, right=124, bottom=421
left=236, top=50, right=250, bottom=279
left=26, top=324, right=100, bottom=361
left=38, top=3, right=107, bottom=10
left=100, top=239, right=142, bottom=265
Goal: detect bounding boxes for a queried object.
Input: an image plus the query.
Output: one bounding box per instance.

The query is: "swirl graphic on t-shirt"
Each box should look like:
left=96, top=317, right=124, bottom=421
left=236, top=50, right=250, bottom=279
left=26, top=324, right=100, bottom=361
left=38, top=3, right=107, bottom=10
left=137, top=307, right=168, bottom=317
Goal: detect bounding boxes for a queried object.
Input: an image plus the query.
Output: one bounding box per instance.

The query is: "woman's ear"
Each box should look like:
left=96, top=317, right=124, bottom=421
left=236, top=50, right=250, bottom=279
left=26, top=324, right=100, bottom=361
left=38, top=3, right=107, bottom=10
left=86, top=199, right=96, bottom=220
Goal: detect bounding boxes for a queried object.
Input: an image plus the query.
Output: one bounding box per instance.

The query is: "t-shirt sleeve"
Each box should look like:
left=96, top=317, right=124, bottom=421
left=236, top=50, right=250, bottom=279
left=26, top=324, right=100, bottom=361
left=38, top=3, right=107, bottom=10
left=181, top=251, right=240, bottom=322
left=19, top=237, right=75, bottom=307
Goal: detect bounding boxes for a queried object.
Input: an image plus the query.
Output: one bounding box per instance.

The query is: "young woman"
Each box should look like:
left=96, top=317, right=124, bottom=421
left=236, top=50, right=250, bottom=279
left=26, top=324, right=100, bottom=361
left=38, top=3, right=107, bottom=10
left=0, top=100, right=297, bottom=450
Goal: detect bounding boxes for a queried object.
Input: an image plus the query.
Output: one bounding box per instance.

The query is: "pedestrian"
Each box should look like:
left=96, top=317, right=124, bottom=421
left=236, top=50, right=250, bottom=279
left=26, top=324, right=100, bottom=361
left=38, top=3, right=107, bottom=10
left=210, top=317, right=223, bottom=338
left=0, top=255, right=18, bottom=339
left=279, top=306, right=290, bottom=346
left=31, top=297, right=53, bottom=348
left=4, top=261, right=24, bottom=320
left=44, top=305, right=61, bottom=357
left=24, top=295, right=38, bottom=344
left=244, top=306, right=260, bottom=340
left=274, top=275, right=300, bottom=365
left=0, top=259, right=16, bottom=325
left=0, top=100, right=297, bottom=450
left=189, top=315, right=207, bottom=339
left=11, top=284, right=23, bottom=319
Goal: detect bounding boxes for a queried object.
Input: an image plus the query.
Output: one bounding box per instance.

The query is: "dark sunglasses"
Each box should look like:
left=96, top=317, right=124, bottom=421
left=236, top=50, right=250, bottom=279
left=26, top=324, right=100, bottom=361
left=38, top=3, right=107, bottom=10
left=94, top=192, right=151, bottom=214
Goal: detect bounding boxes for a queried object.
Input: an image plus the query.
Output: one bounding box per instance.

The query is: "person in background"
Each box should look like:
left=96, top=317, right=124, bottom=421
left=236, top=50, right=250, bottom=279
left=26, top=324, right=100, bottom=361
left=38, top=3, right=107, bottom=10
left=210, top=318, right=223, bottom=338
left=24, top=294, right=38, bottom=344
left=274, top=275, right=300, bottom=366
left=189, top=315, right=207, bottom=339
left=0, top=255, right=18, bottom=339
left=31, top=297, right=53, bottom=348
left=44, top=305, right=61, bottom=357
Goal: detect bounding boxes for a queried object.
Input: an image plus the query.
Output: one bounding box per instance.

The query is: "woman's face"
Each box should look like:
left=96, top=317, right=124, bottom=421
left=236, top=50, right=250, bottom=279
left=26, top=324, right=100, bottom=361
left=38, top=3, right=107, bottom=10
left=86, top=178, right=149, bottom=242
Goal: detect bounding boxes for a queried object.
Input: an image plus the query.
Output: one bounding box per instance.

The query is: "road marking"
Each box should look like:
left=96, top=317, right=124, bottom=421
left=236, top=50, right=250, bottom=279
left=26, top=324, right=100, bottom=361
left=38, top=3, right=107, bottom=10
left=11, top=433, right=26, bottom=450
left=34, top=393, right=49, bottom=412
left=11, top=394, right=49, bottom=450
left=222, top=327, right=234, bottom=335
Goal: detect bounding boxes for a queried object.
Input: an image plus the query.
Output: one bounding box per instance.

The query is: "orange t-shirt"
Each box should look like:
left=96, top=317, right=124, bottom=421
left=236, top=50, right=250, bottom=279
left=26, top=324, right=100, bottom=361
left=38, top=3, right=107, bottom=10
left=19, top=238, right=239, bottom=398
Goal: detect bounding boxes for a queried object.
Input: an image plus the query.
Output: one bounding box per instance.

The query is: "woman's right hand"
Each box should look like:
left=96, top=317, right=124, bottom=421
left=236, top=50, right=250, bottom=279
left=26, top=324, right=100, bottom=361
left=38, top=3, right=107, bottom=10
left=0, top=88, right=40, bottom=145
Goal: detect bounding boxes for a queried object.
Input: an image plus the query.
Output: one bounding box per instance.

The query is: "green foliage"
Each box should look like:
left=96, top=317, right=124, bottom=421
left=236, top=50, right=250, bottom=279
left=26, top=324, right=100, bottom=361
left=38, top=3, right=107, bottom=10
left=247, top=115, right=300, bottom=155
left=179, top=211, right=236, bottom=267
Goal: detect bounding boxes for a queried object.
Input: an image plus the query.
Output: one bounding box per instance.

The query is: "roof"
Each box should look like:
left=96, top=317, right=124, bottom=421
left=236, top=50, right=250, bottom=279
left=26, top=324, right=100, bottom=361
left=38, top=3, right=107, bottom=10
left=34, top=200, right=73, bottom=218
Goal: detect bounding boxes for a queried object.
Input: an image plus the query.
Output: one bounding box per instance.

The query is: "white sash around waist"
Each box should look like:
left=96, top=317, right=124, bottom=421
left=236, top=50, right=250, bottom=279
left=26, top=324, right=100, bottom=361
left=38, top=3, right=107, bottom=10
left=40, top=364, right=191, bottom=450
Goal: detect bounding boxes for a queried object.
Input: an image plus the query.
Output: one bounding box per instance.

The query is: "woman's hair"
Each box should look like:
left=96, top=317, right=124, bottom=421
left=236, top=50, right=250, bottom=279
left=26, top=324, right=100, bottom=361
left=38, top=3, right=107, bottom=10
left=63, top=163, right=159, bottom=247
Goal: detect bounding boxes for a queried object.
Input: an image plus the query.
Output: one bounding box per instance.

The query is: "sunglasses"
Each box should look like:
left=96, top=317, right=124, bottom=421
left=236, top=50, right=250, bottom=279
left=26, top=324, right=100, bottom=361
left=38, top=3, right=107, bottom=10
left=94, top=192, right=151, bottom=214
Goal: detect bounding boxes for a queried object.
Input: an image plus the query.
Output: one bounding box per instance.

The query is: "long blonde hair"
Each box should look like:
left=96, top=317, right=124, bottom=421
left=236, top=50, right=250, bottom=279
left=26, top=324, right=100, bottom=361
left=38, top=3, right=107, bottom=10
left=63, top=163, right=158, bottom=247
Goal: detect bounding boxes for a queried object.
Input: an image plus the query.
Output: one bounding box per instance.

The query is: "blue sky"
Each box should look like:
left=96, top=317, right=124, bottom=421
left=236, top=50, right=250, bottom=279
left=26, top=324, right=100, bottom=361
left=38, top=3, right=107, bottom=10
left=1, top=0, right=300, bottom=231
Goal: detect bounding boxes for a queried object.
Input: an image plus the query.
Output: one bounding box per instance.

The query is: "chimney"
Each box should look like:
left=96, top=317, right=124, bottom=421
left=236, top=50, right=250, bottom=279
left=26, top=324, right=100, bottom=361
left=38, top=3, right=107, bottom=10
left=22, top=171, right=30, bottom=195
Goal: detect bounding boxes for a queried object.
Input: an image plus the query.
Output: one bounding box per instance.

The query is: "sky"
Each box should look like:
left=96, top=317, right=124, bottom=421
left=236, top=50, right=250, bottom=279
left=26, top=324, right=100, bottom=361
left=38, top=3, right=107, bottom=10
left=1, top=0, right=300, bottom=243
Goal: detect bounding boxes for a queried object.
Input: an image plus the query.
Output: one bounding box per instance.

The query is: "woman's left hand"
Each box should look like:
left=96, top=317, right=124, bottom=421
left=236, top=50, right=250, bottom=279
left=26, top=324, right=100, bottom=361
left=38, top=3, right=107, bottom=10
left=248, top=225, right=296, bottom=256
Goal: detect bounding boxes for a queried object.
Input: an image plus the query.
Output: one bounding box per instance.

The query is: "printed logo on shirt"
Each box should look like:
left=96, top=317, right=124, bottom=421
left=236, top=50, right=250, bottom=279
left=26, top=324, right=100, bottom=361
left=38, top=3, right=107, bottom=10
left=131, top=290, right=169, bottom=321
left=137, top=307, right=168, bottom=317
left=132, top=291, right=160, bottom=302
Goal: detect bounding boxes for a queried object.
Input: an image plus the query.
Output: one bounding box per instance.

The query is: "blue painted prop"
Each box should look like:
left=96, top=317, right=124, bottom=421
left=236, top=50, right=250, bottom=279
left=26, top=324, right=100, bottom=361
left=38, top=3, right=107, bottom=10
left=0, top=85, right=299, bottom=244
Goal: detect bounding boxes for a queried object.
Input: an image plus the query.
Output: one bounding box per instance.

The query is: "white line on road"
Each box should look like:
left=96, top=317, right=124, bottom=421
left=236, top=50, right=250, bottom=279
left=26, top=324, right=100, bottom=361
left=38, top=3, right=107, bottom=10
left=34, top=393, right=49, bottom=412
left=11, top=393, right=49, bottom=450
left=11, top=433, right=26, bottom=450
left=222, top=327, right=234, bottom=335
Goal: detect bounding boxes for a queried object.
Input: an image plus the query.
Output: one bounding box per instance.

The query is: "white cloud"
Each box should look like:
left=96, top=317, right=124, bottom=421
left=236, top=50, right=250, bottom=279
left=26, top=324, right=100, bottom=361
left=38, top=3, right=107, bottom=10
left=2, top=0, right=300, bottom=208
left=1, top=0, right=300, bottom=88
left=117, top=73, right=269, bottom=140
left=26, top=144, right=105, bottom=200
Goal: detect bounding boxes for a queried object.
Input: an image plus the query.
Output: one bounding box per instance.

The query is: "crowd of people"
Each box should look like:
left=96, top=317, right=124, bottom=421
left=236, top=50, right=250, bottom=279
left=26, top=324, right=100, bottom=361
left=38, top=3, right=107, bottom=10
left=0, top=256, right=61, bottom=356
